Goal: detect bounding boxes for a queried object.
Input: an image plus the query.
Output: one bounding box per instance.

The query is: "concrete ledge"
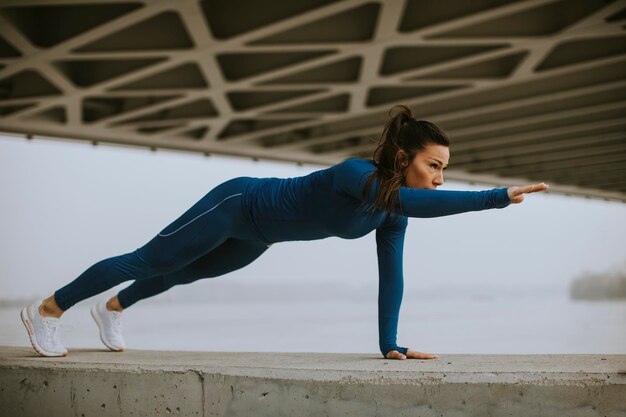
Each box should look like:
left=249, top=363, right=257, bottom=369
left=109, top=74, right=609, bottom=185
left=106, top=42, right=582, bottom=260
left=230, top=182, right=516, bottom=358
left=1, top=346, right=625, bottom=416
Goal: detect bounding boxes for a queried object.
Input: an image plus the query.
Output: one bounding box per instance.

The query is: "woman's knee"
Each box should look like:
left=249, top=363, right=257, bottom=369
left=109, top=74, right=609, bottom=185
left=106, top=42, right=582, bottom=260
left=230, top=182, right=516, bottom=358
left=122, top=248, right=183, bottom=276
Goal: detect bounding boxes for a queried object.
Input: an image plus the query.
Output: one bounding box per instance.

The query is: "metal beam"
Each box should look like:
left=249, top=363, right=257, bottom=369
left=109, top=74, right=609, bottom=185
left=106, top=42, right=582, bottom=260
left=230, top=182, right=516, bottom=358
left=1, top=0, right=625, bottom=202
left=453, top=144, right=626, bottom=172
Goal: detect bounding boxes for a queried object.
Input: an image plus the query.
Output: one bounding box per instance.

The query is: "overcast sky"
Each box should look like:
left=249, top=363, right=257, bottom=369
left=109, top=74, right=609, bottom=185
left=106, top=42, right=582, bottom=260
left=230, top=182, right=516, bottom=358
left=2, top=134, right=625, bottom=302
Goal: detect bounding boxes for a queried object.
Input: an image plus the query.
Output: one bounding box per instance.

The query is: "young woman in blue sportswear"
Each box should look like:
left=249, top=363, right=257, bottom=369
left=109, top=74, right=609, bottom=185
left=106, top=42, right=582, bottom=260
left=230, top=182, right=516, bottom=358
left=21, top=104, right=549, bottom=359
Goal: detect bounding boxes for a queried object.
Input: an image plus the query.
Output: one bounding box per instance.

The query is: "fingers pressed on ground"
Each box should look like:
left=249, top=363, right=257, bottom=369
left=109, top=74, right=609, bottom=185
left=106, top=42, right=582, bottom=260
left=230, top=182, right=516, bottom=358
left=386, top=350, right=407, bottom=360
left=407, top=350, right=440, bottom=359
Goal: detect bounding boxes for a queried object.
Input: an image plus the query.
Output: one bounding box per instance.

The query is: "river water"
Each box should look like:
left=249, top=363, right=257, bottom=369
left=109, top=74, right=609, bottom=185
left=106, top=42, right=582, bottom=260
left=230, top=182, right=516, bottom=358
left=2, top=289, right=625, bottom=355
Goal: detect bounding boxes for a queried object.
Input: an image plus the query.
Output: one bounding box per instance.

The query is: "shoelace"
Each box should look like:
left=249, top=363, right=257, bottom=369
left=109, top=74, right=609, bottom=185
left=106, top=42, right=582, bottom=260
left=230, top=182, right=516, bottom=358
left=41, top=317, right=61, bottom=346
left=110, top=312, right=123, bottom=333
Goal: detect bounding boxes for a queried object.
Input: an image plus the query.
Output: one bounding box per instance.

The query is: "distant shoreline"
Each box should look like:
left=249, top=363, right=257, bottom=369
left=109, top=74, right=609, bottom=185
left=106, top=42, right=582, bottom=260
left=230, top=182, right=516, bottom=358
left=570, top=271, right=626, bottom=301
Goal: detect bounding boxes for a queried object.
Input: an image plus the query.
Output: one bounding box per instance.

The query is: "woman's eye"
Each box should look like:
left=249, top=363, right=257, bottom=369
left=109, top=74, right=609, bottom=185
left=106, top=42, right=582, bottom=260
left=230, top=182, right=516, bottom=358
left=431, top=164, right=437, bottom=169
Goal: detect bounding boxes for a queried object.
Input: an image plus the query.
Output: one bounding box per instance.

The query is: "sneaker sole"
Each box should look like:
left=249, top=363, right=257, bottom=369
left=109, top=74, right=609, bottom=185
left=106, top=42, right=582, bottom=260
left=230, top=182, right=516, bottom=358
left=90, top=306, right=125, bottom=352
left=20, top=307, right=67, bottom=357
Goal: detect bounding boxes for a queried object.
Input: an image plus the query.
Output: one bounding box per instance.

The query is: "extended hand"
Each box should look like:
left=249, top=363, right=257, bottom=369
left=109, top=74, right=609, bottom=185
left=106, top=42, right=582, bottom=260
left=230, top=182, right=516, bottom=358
left=507, top=183, right=549, bottom=204
left=386, top=349, right=439, bottom=360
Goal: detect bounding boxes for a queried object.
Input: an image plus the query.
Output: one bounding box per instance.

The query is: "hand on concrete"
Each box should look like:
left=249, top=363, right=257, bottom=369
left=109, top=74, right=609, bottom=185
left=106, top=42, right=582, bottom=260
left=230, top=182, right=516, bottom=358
left=386, top=349, right=439, bottom=360
left=507, top=182, right=549, bottom=204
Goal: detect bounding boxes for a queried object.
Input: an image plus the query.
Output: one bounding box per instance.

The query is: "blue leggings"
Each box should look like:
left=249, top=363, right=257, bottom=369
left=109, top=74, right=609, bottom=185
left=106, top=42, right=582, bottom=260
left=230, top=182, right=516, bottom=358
left=54, top=177, right=269, bottom=311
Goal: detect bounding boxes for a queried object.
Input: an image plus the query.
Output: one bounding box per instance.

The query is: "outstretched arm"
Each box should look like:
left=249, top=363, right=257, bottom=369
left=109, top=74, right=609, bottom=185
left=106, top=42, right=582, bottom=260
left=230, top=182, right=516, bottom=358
left=333, top=158, right=548, bottom=217
left=397, top=182, right=548, bottom=216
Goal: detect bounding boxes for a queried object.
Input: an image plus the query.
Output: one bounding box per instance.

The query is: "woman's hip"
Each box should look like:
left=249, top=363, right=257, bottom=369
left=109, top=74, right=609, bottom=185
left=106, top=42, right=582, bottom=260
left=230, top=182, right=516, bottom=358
left=154, top=176, right=256, bottom=239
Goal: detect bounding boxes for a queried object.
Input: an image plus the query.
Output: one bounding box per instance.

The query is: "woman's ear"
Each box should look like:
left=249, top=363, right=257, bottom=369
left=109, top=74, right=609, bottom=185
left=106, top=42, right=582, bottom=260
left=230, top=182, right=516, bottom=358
left=396, top=150, right=409, bottom=167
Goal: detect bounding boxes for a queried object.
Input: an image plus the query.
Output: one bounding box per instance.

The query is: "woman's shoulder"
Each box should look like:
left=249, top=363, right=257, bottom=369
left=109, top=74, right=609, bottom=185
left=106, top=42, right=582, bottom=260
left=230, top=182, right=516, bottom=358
left=335, top=157, right=376, bottom=170
left=343, top=156, right=374, bottom=164
left=331, top=157, right=378, bottom=193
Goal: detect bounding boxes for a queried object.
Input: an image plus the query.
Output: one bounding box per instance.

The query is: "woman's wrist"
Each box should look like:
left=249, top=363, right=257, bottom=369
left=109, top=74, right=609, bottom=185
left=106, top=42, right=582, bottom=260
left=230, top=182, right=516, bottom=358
left=381, top=345, right=409, bottom=357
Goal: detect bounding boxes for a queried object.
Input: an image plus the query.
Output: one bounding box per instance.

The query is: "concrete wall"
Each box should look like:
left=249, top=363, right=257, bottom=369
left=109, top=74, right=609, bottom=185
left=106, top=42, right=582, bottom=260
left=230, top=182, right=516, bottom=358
left=1, top=347, right=625, bottom=417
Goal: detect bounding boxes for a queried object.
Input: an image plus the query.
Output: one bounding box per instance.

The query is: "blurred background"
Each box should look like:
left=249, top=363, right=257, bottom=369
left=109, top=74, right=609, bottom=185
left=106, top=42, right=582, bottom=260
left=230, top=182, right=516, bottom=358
left=1, top=0, right=625, bottom=354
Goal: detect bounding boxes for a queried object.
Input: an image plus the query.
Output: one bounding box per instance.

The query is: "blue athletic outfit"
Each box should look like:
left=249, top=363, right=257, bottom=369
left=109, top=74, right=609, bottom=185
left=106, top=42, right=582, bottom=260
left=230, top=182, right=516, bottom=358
left=54, top=157, right=511, bottom=358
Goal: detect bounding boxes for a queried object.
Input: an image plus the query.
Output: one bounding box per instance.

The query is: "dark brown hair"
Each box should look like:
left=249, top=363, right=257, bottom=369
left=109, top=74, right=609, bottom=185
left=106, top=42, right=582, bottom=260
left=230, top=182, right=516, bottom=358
left=361, top=105, right=450, bottom=213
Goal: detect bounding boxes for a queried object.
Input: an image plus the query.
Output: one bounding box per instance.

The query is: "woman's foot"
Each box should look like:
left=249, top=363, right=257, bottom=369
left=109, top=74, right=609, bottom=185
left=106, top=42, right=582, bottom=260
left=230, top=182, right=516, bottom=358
left=20, top=300, right=68, bottom=357
left=90, top=301, right=125, bottom=352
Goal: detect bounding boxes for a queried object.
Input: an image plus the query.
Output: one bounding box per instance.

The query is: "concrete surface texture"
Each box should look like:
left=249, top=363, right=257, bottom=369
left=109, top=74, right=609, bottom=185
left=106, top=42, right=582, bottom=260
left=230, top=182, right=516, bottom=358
left=1, top=346, right=625, bottom=416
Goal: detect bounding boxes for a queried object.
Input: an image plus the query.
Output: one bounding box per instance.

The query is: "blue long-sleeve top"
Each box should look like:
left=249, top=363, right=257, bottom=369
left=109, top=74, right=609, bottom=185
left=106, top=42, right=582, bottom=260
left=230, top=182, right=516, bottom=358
left=240, top=157, right=511, bottom=358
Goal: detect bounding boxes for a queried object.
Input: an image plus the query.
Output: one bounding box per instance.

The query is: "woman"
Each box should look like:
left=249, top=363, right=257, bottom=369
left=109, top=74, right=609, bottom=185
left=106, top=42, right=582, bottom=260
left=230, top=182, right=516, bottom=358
left=20, top=104, right=548, bottom=360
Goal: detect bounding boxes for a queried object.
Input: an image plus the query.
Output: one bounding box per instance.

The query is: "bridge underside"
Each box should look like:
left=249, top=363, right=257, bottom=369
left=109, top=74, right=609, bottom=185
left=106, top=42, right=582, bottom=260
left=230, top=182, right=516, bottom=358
left=0, top=0, right=625, bottom=201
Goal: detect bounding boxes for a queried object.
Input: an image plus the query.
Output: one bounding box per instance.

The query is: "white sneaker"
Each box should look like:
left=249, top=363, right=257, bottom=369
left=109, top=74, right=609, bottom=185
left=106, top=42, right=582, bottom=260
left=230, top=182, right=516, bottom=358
left=90, top=301, right=125, bottom=352
left=20, top=300, right=68, bottom=357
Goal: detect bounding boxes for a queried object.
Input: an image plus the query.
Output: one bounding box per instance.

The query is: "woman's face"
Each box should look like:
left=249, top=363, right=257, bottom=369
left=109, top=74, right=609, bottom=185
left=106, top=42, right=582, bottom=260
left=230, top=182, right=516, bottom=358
left=404, top=144, right=450, bottom=189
